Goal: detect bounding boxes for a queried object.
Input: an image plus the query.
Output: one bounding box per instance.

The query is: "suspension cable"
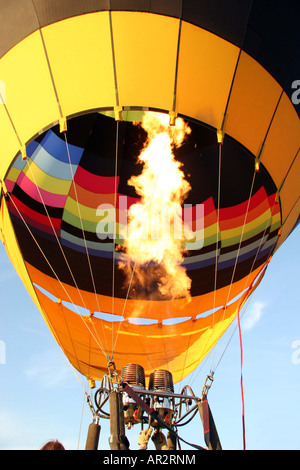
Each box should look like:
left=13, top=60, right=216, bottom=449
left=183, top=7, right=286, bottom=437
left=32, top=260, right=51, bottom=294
left=209, top=169, right=257, bottom=373
left=63, top=132, right=110, bottom=358
left=6, top=191, right=108, bottom=360
left=27, top=134, right=109, bottom=360
left=24, top=159, right=88, bottom=310
left=237, top=305, right=246, bottom=450
left=212, top=190, right=280, bottom=373
left=110, top=120, right=119, bottom=360
left=110, top=123, right=174, bottom=369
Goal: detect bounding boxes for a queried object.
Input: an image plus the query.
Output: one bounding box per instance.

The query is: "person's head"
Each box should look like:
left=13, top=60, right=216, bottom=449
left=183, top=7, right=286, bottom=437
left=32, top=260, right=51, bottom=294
left=40, top=439, right=65, bottom=450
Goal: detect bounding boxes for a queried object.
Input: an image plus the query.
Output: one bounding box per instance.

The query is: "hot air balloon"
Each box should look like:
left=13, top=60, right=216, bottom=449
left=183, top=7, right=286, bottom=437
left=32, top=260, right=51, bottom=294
left=0, top=0, right=299, bottom=450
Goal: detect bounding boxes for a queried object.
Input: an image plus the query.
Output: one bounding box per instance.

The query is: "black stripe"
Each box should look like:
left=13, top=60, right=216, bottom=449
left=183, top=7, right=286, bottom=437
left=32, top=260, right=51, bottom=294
left=11, top=184, right=63, bottom=219
left=12, top=216, right=272, bottom=300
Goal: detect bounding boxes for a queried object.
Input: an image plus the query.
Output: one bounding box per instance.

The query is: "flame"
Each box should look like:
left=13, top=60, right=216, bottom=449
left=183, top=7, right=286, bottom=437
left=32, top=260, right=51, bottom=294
left=119, top=111, right=192, bottom=301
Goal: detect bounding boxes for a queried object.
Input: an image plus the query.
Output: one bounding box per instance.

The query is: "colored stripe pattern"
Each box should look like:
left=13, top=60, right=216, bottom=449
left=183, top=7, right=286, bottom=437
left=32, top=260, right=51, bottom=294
left=5, top=113, right=281, bottom=303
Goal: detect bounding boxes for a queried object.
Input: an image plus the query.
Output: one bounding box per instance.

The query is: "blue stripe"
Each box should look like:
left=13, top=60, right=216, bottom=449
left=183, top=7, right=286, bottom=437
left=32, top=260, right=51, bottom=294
left=30, top=145, right=77, bottom=181
left=60, top=237, right=121, bottom=260
left=27, top=141, right=40, bottom=158
left=40, top=130, right=83, bottom=165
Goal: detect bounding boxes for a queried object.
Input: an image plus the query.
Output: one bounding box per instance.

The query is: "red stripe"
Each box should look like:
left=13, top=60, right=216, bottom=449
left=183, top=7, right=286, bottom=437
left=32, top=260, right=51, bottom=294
left=10, top=195, right=61, bottom=229
left=74, top=167, right=119, bottom=194
left=218, top=187, right=267, bottom=220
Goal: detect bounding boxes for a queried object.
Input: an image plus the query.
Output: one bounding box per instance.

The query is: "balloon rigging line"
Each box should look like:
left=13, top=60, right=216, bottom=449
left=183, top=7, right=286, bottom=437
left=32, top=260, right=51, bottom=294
left=77, top=380, right=89, bottom=450
left=200, top=3, right=254, bottom=378
left=177, top=141, right=223, bottom=390
left=209, top=168, right=257, bottom=373
left=178, top=139, right=224, bottom=390
left=110, top=122, right=200, bottom=372
left=17, top=2, right=110, bottom=390
left=213, top=142, right=222, bottom=315
left=208, top=140, right=222, bottom=374
left=63, top=132, right=110, bottom=358
left=209, top=196, right=279, bottom=379
left=26, top=142, right=109, bottom=366
left=237, top=298, right=246, bottom=450
left=212, top=194, right=281, bottom=373
left=203, top=164, right=273, bottom=381
left=24, top=160, right=88, bottom=311
left=26, top=154, right=108, bottom=373
left=176, top=136, right=296, bottom=388
left=111, top=193, right=164, bottom=371
left=211, top=269, right=263, bottom=374
left=212, top=202, right=279, bottom=371
left=110, top=120, right=119, bottom=360
left=202, top=0, right=254, bottom=380
left=5, top=193, right=83, bottom=369
left=199, top=0, right=271, bottom=380
left=205, top=80, right=288, bottom=375
left=6, top=192, right=108, bottom=362
left=180, top=143, right=222, bottom=392
left=26, top=141, right=108, bottom=361
left=63, top=133, right=101, bottom=314
left=4, top=214, right=87, bottom=391
left=110, top=128, right=175, bottom=369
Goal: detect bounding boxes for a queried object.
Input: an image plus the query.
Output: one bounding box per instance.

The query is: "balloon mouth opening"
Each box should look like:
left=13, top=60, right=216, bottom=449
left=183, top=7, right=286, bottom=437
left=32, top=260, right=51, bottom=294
left=4, top=109, right=280, bottom=309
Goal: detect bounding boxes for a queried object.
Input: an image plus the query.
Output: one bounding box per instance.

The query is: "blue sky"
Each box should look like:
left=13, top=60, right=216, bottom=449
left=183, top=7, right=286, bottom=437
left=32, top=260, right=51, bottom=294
left=0, top=227, right=299, bottom=450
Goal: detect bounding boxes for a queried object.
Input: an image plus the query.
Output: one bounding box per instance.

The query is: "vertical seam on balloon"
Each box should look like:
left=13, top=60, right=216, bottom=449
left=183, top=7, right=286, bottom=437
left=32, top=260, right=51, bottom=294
left=63, top=132, right=110, bottom=358
left=109, top=10, right=120, bottom=108
left=171, top=18, right=182, bottom=115
left=255, top=90, right=284, bottom=167
left=221, top=48, right=242, bottom=132
left=38, top=29, right=64, bottom=119
left=252, top=89, right=284, bottom=238
left=30, top=0, right=64, bottom=120
left=219, top=0, right=253, bottom=132
left=280, top=195, right=300, bottom=231
left=277, top=148, right=300, bottom=196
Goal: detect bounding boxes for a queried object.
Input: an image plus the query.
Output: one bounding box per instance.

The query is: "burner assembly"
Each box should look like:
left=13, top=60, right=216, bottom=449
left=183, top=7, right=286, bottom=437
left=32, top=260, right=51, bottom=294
left=121, top=363, right=146, bottom=425
left=148, top=369, right=175, bottom=428
left=119, top=364, right=175, bottom=428
left=90, top=361, right=221, bottom=450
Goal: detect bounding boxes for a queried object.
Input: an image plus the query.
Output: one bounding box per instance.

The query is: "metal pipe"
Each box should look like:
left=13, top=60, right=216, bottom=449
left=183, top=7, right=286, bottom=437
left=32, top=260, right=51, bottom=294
left=85, top=419, right=101, bottom=450
left=109, top=391, right=128, bottom=450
